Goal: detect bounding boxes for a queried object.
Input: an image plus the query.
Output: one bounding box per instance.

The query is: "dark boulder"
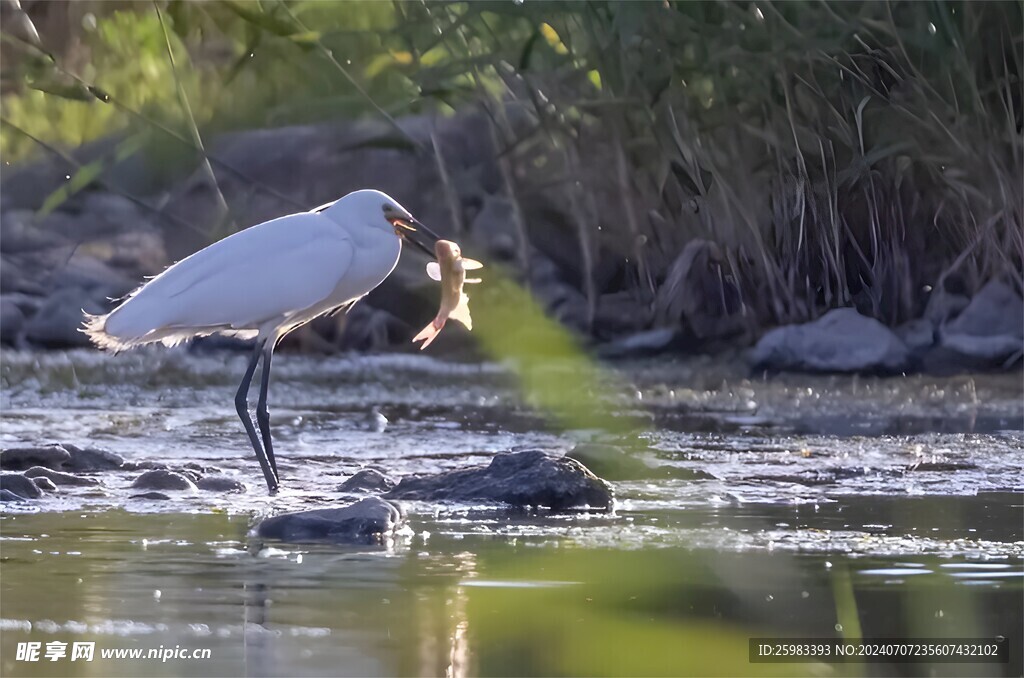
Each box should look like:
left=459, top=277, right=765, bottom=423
left=566, top=443, right=715, bottom=481
left=23, top=466, right=101, bottom=487
left=255, top=497, right=404, bottom=544
left=0, top=473, right=43, bottom=499
left=131, top=470, right=198, bottom=492
left=1, top=445, right=71, bottom=471
left=196, top=476, right=247, bottom=493
left=338, top=468, right=397, bottom=493
left=750, top=308, right=910, bottom=374
left=24, top=287, right=109, bottom=348
left=61, top=444, right=125, bottom=472
left=1, top=489, right=28, bottom=502
left=939, top=280, right=1023, bottom=364
left=0, top=296, right=25, bottom=345
left=894, top=318, right=936, bottom=356
left=385, top=450, right=613, bottom=510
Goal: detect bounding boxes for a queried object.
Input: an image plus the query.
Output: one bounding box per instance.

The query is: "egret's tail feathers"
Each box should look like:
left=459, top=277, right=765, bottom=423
left=81, top=312, right=135, bottom=352
left=81, top=311, right=257, bottom=352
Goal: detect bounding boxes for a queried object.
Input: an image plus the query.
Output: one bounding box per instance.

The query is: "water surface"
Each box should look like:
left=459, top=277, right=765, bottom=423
left=1, top=349, right=1021, bottom=676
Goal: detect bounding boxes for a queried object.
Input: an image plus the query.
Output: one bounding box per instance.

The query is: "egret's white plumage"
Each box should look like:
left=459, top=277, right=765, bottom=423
left=84, top=190, right=405, bottom=351
left=82, top=189, right=439, bottom=494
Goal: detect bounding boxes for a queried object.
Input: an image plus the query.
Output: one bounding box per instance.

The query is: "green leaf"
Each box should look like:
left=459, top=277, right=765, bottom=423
left=224, top=30, right=264, bottom=85
left=519, top=28, right=541, bottom=71
left=167, top=0, right=192, bottom=40
left=37, top=159, right=105, bottom=218
left=287, top=30, right=321, bottom=45
left=27, top=80, right=93, bottom=101
left=36, top=136, right=144, bottom=218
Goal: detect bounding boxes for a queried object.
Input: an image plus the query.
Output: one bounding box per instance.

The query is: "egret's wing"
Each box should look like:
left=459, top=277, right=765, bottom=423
left=103, top=213, right=354, bottom=338
left=426, top=262, right=442, bottom=281
left=461, top=258, right=484, bottom=270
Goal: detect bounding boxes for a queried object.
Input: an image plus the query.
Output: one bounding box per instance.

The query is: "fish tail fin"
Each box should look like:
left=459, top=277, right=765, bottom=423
left=412, top=318, right=444, bottom=350
left=449, top=292, right=473, bottom=330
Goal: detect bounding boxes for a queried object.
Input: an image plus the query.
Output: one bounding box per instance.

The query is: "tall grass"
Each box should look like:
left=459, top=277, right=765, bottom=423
left=391, top=1, right=1022, bottom=331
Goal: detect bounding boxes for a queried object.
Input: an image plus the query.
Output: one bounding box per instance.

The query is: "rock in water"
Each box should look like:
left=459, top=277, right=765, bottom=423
left=0, top=489, right=28, bottom=502
left=23, top=467, right=101, bottom=487
left=255, top=497, right=404, bottom=543
left=131, top=470, right=198, bottom=492
left=750, top=308, right=910, bottom=374
left=338, top=468, right=397, bottom=493
left=61, top=444, right=125, bottom=472
left=1, top=445, right=71, bottom=471
left=131, top=492, right=172, bottom=501
left=940, top=280, right=1024, bottom=364
left=196, top=476, right=247, bottom=493
left=0, top=473, right=44, bottom=499
left=385, top=450, right=614, bottom=510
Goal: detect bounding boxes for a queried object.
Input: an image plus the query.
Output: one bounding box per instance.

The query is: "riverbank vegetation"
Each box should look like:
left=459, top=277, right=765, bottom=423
left=2, top=1, right=1021, bottom=343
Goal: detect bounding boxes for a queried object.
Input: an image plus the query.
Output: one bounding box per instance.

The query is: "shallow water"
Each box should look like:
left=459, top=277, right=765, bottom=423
left=1, top=349, right=1022, bottom=676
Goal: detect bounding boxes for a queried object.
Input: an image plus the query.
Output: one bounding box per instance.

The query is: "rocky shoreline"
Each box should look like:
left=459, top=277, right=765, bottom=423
left=1, top=111, right=1020, bottom=374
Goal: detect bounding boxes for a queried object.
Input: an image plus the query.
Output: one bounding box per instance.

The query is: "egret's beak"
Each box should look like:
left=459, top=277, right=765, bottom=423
left=393, top=216, right=441, bottom=257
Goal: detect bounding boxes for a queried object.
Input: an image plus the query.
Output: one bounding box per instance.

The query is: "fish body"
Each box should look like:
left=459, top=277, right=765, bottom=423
left=412, top=240, right=482, bottom=349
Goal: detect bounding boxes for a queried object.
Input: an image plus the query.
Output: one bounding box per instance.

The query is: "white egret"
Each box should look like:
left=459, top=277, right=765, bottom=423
left=82, top=189, right=441, bottom=494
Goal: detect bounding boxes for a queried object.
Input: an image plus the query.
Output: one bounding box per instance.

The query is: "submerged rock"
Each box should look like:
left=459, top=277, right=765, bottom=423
left=338, top=468, right=397, bottom=493
left=1, top=445, right=71, bottom=471
left=131, top=491, right=172, bottom=501
left=750, top=308, right=910, bottom=374
left=566, top=443, right=714, bottom=481
left=23, top=466, right=101, bottom=487
left=0, top=489, right=28, bottom=502
left=255, top=497, right=403, bottom=543
left=0, top=473, right=43, bottom=499
left=131, top=470, right=198, bottom=492
left=385, top=450, right=614, bottom=510
left=196, top=476, right=247, bottom=493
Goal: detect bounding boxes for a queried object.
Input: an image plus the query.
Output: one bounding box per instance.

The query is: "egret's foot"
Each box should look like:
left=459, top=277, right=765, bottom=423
left=263, top=475, right=280, bottom=495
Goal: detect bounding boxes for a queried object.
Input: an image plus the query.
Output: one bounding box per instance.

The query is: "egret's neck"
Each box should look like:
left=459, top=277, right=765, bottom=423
left=336, top=222, right=402, bottom=295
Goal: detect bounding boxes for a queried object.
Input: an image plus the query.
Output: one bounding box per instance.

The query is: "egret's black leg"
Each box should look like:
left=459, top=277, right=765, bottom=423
left=235, top=340, right=278, bottom=494
left=255, top=342, right=278, bottom=479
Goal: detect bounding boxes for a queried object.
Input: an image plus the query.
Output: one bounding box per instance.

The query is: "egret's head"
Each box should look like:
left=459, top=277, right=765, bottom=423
left=332, top=189, right=440, bottom=256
